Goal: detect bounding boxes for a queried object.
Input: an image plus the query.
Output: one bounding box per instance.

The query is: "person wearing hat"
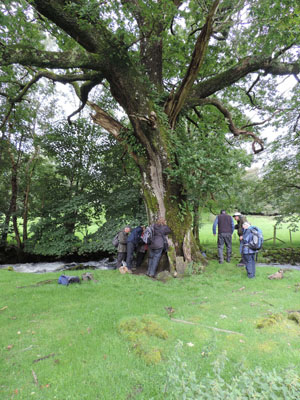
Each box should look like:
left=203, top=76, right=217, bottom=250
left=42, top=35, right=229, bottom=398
left=212, top=210, right=235, bottom=264
left=233, top=212, right=247, bottom=266
left=241, top=221, right=256, bottom=278
left=116, top=226, right=131, bottom=270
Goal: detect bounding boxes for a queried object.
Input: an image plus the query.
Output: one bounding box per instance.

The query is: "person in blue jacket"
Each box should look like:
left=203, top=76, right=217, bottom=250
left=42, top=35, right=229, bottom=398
left=126, top=225, right=144, bottom=273
left=241, top=221, right=257, bottom=279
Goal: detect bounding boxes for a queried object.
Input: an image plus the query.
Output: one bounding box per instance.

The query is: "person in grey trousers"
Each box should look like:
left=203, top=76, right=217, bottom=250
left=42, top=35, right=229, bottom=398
left=212, top=210, right=235, bottom=264
left=116, top=226, right=131, bottom=269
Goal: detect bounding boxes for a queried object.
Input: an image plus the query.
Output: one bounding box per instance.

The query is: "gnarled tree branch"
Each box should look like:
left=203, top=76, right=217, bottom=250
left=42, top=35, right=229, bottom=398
left=165, top=0, right=220, bottom=128
left=198, top=98, right=264, bottom=153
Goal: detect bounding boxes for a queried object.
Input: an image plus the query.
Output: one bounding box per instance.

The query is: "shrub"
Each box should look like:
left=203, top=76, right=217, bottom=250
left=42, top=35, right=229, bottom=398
left=162, top=342, right=300, bottom=399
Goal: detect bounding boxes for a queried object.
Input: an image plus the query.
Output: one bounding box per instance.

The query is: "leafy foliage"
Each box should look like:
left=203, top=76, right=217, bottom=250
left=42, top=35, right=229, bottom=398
left=24, top=118, right=146, bottom=255
left=163, top=343, right=300, bottom=399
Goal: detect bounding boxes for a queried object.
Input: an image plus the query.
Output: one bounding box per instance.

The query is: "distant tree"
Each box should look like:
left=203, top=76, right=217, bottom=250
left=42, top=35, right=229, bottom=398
left=261, top=130, right=300, bottom=230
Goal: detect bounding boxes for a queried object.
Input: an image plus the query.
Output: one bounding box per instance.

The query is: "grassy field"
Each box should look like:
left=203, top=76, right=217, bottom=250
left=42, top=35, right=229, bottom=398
left=1, top=256, right=300, bottom=399
left=199, top=214, right=300, bottom=251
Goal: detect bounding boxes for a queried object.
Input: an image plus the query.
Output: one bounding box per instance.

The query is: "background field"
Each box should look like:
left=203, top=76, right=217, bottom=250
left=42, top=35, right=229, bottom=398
left=199, top=214, right=300, bottom=249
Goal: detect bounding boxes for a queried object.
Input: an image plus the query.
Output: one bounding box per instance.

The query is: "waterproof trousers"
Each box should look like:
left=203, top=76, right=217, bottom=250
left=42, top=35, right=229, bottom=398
left=243, top=253, right=256, bottom=278
left=147, top=248, right=163, bottom=277
left=217, top=233, right=232, bottom=262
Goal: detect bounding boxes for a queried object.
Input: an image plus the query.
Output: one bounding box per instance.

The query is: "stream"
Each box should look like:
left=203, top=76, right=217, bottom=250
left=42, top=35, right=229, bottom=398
left=0, top=259, right=116, bottom=273
left=256, top=263, right=300, bottom=271
left=0, top=260, right=299, bottom=274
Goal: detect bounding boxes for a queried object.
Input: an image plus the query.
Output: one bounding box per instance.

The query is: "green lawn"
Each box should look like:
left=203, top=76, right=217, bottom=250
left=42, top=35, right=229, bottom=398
left=1, top=257, right=300, bottom=399
left=199, top=214, right=300, bottom=250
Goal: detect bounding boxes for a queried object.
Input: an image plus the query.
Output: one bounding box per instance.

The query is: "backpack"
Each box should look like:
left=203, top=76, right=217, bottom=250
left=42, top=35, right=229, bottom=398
left=112, top=232, right=119, bottom=248
left=58, top=275, right=80, bottom=285
left=248, top=226, right=264, bottom=250
left=142, top=225, right=154, bottom=245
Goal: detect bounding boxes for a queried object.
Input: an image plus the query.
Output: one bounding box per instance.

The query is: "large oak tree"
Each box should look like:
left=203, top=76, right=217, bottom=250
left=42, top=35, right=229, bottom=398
left=1, top=0, right=299, bottom=269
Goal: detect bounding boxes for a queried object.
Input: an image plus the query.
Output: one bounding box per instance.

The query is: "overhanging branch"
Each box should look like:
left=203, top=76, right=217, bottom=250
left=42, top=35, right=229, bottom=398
left=198, top=98, right=264, bottom=153
left=0, top=45, right=105, bottom=70
left=187, top=57, right=300, bottom=107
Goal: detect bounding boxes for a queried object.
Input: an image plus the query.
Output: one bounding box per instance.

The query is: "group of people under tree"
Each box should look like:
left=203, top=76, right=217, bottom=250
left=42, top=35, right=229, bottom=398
left=213, top=210, right=261, bottom=279
left=114, top=210, right=261, bottom=280
left=115, top=218, right=171, bottom=278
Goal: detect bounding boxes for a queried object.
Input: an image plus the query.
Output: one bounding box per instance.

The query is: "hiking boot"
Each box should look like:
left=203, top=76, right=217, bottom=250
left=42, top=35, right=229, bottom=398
left=219, top=261, right=223, bottom=264
left=127, top=269, right=133, bottom=274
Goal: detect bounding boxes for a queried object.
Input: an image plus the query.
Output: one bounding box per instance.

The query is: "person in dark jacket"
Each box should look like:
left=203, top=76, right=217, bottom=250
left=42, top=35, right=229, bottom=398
left=147, top=218, right=171, bottom=278
left=126, top=225, right=143, bottom=272
left=241, top=221, right=257, bottom=278
left=116, top=226, right=131, bottom=269
left=233, top=212, right=248, bottom=266
left=212, top=210, right=234, bottom=264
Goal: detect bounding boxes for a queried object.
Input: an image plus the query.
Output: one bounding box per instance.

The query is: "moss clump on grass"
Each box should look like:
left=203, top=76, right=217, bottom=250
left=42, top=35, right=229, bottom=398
left=141, top=316, right=168, bottom=339
left=118, top=315, right=168, bottom=364
left=288, top=312, right=300, bottom=325
left=256, top=313, right=283, bottom=329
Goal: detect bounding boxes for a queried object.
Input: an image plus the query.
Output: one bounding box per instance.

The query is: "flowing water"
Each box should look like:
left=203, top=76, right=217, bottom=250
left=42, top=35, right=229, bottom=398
left=0, top=259, right=116, bottom=273
left=1, top=260, right=299, bottom=274
left=256, top=263, right=300, bottom=271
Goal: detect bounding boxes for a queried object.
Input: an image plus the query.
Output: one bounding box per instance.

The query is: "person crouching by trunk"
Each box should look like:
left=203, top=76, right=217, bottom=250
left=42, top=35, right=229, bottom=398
left=136, top=227, right=147, bottom=269
left=241, top=221, right=256, bottom=279
left=147, top=218, right=171, bottom=278
left=116, top=226, right=131, bottom=269
left=233, top=212, right=248, bottom=266
left=126, top=225, right=143, bottom=273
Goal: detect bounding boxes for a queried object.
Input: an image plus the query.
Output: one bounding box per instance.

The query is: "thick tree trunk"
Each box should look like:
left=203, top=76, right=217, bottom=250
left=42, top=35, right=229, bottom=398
left=131, top=122, right=206, bottom=271
left=140, top=156, right=207, bottom=272
left=89, top=102, right=207, bottom=272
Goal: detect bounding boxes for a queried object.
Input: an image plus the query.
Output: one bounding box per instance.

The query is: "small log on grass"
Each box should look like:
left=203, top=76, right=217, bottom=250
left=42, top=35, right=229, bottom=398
left=33, top=353, right=55, bottom=363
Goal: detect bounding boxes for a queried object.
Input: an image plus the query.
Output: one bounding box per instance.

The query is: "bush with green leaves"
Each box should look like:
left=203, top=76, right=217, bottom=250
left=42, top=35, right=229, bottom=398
left=162, top=342, right=300, bottom=399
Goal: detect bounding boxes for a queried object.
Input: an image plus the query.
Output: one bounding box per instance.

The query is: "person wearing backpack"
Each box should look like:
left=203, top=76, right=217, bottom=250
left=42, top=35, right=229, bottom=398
left=147, top=218, right=171, bottom=278
left=116, top=226, right=131, bottom=269
left=241, top=221, right=257, bottom=279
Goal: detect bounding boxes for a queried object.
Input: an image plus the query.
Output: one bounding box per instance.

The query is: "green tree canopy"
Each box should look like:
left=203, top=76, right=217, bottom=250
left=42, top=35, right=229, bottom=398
left=1, top=0, right=299, bottom=268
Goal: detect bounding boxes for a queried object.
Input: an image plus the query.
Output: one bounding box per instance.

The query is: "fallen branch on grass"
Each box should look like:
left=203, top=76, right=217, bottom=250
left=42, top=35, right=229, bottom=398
left=17, top=279, right=57, bottom=289
left=32, top=370, right=39, bottom=386
left=33, top=353, right=55, bottom=363
left=170, top=318, right=244, bottom=336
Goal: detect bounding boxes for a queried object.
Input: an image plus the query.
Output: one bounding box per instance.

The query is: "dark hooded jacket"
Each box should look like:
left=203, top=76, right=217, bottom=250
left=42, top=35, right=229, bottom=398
left=127, top=226, right=143, bottom=247
left=149, top=224, right=171, bottom=250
